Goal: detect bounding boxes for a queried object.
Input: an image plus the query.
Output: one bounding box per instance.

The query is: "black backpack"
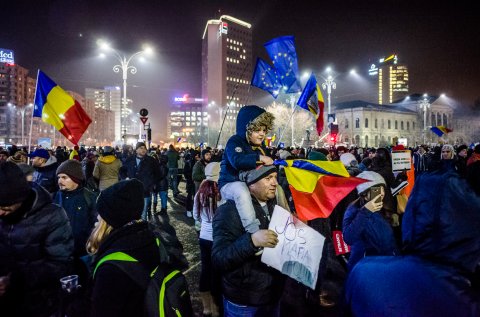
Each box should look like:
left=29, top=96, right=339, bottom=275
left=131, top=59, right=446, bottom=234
left=93, top=226, right=193, bottom=317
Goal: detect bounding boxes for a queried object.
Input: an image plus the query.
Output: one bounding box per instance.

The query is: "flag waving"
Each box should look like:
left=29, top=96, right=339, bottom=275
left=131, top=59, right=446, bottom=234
left=34, top=70, right=91, bottom=145
left=430, top=125, right=453, bottom=137
left=297, top=73, right=325, bottom=135
left=251, top=58, right=283, bottom=98
left=276, top=159, right=367, bottom=221
left=264, top=36, right=302, bottom=93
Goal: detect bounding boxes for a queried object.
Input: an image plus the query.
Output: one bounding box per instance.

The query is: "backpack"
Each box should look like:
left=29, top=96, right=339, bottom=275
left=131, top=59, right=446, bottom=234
left=93, top=229, right=193, bottom=317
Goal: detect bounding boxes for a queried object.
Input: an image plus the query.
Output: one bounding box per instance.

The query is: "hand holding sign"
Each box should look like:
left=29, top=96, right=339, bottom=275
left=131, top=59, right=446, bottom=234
left=261, top=205, right=325, bottom=289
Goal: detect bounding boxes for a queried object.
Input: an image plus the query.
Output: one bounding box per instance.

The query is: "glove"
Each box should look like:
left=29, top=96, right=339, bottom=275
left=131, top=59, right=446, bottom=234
left=396, top=171, right=408, bottom=182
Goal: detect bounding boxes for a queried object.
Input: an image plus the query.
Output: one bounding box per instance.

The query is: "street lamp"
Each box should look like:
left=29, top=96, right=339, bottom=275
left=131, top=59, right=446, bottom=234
left=98, top=39, right=153, bottom=141
left=420, top=95, right=431, bottom=144
left=8, top=103, right=32, bottom=145
left=322, top=75, right=336, bottom=117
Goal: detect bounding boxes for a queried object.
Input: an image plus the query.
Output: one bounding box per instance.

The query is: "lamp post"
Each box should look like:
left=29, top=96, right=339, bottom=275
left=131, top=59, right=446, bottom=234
left=322, top=75, right=336, bottom=117
left=99, top=40, right=152, bottom=141
left=8, top=103, right=32, bottom=145
left=420, top=96, right=431, bottom=144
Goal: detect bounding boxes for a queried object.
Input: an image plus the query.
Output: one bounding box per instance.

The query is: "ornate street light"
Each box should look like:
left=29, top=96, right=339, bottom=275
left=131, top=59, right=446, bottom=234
left=98, top=40, right=153, bottom=141
left=322, top=75, right=336, bottom=117
left=420, top=95, right=431, bottom=144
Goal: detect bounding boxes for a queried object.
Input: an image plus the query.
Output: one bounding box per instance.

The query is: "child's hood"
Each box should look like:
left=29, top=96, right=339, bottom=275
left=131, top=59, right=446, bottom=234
left=235, top=105, right=266, bottom=137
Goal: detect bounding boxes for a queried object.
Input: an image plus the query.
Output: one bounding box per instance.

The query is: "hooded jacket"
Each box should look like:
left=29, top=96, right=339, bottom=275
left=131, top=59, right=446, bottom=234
left=0, top=184, right=74, bottom=317
left=218, top=105, right=268, bottom=189
left=32, top=156, right=58, bottom=193
left=93, top=154, right=122, bottom=191
left=345, top=161, right=480, bottom=316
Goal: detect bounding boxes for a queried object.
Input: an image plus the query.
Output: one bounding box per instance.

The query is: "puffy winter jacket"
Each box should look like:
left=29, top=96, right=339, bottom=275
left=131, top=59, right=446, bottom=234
left=212, top=198, right=285, bottom=306
left=0, top=184, right=74, bottom=317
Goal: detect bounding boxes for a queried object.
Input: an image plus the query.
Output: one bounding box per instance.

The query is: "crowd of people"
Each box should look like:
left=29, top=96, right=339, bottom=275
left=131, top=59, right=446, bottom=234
left=1, top=104, right=480, bottom=316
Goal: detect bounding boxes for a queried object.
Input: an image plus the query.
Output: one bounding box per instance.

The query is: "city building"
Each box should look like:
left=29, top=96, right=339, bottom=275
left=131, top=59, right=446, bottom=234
left=201, top=15, right=252, bottom=143
left=85, top=86, right=122, bottom=140
left=333, top=100, right=418, bottom=147
left=167, top=95, right=208, bottom=147
left=368, top=54, right=409, bottom=104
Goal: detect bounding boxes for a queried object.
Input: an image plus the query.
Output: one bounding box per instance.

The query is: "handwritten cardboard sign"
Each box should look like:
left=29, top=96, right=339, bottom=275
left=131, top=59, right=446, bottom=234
left=261, top=206, right=325, bottom=289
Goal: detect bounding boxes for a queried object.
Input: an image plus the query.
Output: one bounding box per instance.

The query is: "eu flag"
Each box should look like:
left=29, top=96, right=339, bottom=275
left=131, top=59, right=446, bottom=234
left=264, top=36, right=301, bottom=93
left=251, top=58, right=282, bottom=98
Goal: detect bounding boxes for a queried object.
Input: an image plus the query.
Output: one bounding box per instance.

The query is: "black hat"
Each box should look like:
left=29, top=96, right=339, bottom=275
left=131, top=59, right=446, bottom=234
left=136, top=142, right=146, bottom=150
left=239, top=165, right=277, bottom=186
left=96, top=179, right=144, bottom=229
left=56, top=160, right=85, bottom=184
left=201, top=149, right=211, bottom=158
left=0, top=161, right=31, bottom=206
left=456, top=145, right=468, bottom=155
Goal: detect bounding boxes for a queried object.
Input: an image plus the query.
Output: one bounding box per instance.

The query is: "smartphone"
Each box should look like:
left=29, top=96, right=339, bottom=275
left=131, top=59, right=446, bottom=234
left=370, top=187, right=382, bottom=203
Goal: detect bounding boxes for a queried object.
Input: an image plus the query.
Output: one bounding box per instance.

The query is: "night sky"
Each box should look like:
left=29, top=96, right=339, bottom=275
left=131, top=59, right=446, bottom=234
left=3, top=0, right=479, bottom=139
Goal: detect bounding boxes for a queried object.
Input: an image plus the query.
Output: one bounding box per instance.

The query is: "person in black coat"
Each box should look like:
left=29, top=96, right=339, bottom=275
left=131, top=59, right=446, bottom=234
left=123, top=142, right=160, bottom=220
left=88, top=179, right=162, bottom=317
left=0, top=162, right=74, bottom=317
left=212, top=165, right=285, bottom=315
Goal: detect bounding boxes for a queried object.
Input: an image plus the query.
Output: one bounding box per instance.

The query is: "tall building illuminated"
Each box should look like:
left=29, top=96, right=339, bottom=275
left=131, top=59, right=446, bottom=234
left=201, top=15, right=252, bottom=141
left=368, top=54, right=409, bottom=104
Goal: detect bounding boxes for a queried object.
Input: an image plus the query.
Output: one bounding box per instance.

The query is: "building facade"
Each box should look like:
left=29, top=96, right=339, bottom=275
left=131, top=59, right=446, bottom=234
left=368, top=54, right=409, bottom=104
left=85, top=86, right=122, bottom=141
left=167, top=95, right=208, bottom=147
left=201, top=15, right=252, bottom=144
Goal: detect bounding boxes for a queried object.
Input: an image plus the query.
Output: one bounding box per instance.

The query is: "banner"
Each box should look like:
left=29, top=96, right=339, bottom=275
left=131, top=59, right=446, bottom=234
left=261, top=206, right=325, bottom=289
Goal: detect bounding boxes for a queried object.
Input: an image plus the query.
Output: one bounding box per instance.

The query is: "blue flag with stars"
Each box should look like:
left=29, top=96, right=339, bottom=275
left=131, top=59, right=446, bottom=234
left=264, top=35, right=302, bottom=93
left=251, top=58, right=283, bottom=98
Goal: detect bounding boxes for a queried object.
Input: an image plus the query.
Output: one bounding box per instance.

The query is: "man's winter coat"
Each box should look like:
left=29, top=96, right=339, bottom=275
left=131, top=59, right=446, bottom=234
left=53, top=187, right=97, bottom=257
left=93, top=154, right=122, bottom=191
left=345, top=161, right=480, bottom=316
left=32, top=156, right=58, bottom=193
left=212, top=197, right=285, bottom=306
left=218, top=106, right=268, bottom=189
left=123, top=155, right=159, bottom=197
left=0, top=184, right=74, bottom=317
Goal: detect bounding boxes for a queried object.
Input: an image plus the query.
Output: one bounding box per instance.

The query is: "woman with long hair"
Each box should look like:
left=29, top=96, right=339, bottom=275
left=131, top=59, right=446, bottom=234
left=193, top=162, right=221, bottom=317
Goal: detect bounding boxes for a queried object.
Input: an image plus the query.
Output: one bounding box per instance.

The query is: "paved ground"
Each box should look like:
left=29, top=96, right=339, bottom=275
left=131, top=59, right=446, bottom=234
left=159, top=182, right=203, bottom=316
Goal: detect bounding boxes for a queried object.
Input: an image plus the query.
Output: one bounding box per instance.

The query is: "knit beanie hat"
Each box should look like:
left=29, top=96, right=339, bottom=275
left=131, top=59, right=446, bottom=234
left=239, top=165, right=277, bottom=186
left=56, top=160, right=85, bottom=184
left=96, top=179, right=144, bottom=229
left=205, top=162, right=220, bottom=182
left=136, top=142, right=146, bottom=150
left=307, top=150, right=327, bottom=161
left=103, top=146, right=114, bottom=155
left=356, top=171, right=386, bottom=195
left=0, top=161, right=31, bottom=206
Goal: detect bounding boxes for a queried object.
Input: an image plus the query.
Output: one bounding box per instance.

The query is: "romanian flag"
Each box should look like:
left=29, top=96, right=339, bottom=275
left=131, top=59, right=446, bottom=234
left=276, top=159, right=367, bottom=220
left=430, top=126, right=453, bottom=137
left=34, top=70, right=91, bottom=145
left=297, top=73, right=325, bottom=135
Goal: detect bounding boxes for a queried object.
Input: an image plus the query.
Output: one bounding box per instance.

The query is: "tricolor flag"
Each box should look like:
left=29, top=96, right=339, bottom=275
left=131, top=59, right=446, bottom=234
left=297, top=73, right=325, bottom=135
left=276, top=159, right=367, bottom=221
left=34, top=70, right=91, bottom=145
left=430, top=125, right=453, bottom=137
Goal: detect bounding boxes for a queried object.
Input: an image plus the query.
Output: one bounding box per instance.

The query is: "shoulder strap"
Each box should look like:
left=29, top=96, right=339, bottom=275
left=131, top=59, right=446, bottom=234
left=93, top=251, right=138, bottom=277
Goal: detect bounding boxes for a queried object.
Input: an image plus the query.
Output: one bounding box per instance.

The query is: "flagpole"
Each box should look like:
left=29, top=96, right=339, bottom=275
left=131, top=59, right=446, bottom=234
left=27, top=69, right=40, bottom=161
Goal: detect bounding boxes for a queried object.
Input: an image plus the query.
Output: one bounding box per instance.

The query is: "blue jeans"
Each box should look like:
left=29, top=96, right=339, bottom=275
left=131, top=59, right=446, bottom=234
left=223, top=298, right=280, bottom=317
left=141, top=196, right=152, bottom=220
left=168, top=168, right=179, bottom=195
left=152, top=191, right=168, bottom=210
